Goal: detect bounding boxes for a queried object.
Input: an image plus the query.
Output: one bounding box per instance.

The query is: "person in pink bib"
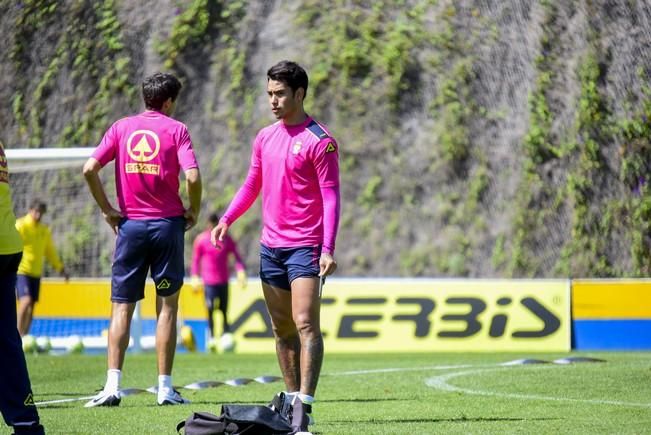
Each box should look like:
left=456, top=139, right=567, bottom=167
left=211, top=60, right=340, bottom=434
left=191, top=212, right=247, bottom=351
left=83, top=72, right=201, bottom=408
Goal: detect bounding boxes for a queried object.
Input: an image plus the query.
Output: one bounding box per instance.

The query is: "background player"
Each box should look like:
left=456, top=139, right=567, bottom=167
left=83, top=72, right=201, bottom=407
left=191, top=212, right=247, bottom=352
left=15, top=199, right=69, bottom=337
left=0, top=141, right=45, bottom=434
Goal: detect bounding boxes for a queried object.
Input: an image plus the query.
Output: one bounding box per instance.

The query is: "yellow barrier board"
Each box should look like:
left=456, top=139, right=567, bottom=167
left=36, top=280, right=205, bottom=318
left=37, top=278, right=570, bottom=352
left=217, top=279, right=571, bottom=352
left=572, top=279, right=651, bottom=319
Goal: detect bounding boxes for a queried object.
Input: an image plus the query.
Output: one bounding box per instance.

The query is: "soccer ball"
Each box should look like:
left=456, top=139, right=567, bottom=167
left=36, top=336, right=52, bottom=353
left=66, top=335, right=85, bottom=354
left=22, top=335, right=37, bottom=353
left=219, top=332, right=236, bottom=353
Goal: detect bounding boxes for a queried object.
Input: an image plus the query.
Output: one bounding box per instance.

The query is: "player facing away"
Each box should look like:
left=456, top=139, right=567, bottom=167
left=190, top=212, right=247, bottom=351
left=82, top=72, right=202, bottom=407
left=15, top=199, right=69, bottom=337
left=211, top=60, right=340, bottom=434
left=0, top=141, right=45, bottom=434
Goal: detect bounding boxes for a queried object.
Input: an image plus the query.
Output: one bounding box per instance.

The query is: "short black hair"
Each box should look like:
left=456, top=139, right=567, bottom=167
left=29, top=199, right=47, bottom=213
left=142, top=72, right=182, bottom=110
left=267, top=60, right=308, bottom=98
left=208, top=213, right=219, bottom=225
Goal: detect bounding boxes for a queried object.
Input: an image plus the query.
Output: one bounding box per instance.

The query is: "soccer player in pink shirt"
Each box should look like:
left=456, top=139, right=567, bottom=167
left=211, top=60, right=340, bottom=434
left=191, top=212, right=246, bottom=350
left=82, top=72, right=202, bottom=407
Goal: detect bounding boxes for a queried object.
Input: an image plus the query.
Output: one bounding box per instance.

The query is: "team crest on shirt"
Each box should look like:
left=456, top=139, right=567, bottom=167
left=292, top=141, right=302, bottom=155
left=325, top=141, right=337, bottom=153
left=125, top=130, right=161, bottom=175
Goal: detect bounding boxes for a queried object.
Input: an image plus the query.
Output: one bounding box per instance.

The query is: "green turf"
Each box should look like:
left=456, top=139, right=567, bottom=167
left=20, top=351, right=651, bottom=434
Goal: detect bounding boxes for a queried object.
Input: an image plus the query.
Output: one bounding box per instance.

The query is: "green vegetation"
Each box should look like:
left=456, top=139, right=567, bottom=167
left=4, top=1, right=651, bottom=277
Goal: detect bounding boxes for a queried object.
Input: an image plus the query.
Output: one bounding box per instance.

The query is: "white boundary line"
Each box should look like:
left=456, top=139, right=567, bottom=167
left=424, top=366, right=651, bottom=409
left=35, top=396, right=96, bottom=406
left=326, top=364, right=479, bottom=376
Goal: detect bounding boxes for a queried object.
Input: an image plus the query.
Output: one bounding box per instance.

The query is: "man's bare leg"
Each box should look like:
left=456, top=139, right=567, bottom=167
left=107, top=302, right=136, bottom=370
left=290, top=277, right=322, bottom=396
left=17, top=296, right=34, bottom=337
left=262, top=282, right=300, bottom=392
left=156, top=291, right=180, bottom=375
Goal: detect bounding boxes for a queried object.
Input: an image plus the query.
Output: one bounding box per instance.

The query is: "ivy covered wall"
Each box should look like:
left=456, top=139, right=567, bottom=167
left=1, top=0, right=649, bottom=278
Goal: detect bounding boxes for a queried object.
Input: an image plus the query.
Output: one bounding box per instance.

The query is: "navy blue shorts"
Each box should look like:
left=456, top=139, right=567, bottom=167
left=15, top=275, right=41, bottom=302
left=111, top=217, right=185, bottom=303
left=259, top=244, right=321, bottom=291
left=204, top=283, right=229, bottom=304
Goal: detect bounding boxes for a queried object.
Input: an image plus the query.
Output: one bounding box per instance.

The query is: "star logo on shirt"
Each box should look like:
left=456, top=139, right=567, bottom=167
left=126, top=130, right=161, bottom=162
left=292, top=142, right=302, bottom=155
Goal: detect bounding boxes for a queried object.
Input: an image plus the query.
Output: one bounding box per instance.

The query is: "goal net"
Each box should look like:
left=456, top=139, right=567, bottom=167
left=7, top=147, right=169, bottom=353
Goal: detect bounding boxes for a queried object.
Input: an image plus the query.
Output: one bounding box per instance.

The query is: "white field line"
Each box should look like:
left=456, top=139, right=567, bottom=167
left=35, top=396, right=96, bottom=406
left=327, top=364, right=479, bottom=376
left=424, top=367, right=651, bottom=409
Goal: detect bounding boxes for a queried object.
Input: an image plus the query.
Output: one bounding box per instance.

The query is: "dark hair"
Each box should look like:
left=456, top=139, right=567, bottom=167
left=267, top=60, right=308, bottom=99
left=29, top=199, right=47, bottom=213
left=142, top=72, right=182, bottom=110
left=208, top=213, right=220, bottom=225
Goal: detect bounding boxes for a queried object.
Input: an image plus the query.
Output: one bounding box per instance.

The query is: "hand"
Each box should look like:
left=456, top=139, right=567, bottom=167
left=211, top=222, right=229, bottom=249
left=236, top=270, right=247, bottom=290
left=103, top=208, right=123, bottom=234
left=319, top=252, right=337, bottom=277
left=190, top=275, right=202, bottom=293
left=184, top=208, right=198, bottom=231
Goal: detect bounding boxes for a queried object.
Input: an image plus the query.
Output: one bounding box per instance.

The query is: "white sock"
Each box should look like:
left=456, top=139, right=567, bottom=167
left=105, top=369, right=121, bottom=392
left=298, top=393, right=314, bottom=404
left=158, top=375, right=172, bottom=393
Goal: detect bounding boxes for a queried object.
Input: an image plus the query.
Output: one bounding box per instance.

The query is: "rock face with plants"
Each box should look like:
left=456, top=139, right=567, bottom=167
left=1, top=0, right=650, bottom=278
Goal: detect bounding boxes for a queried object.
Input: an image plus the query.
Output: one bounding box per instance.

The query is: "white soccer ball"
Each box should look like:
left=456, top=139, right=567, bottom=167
left=22, top=335, right=37, bottom=353
left=36, top=336, right=52, bottom=353
left=66, top=335, right=85, bottom=354
left=219, top=332, right=236, bottom=353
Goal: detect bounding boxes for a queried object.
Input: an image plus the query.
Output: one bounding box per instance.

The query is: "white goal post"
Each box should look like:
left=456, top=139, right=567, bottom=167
left=6, top=147, right=94, bottom=172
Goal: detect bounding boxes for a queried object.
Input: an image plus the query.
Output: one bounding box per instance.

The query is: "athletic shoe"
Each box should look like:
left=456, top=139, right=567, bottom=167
left=268, top=391, right=294, bottom=418
left=157, top=389, right=190, bottom=405
left=269, top=392, right=314, bottom=426
left=12, top=422, right=45, bottom=435
left=84, top=390, right=121, bottom=408
left=288, top=396, right=313, bottom=433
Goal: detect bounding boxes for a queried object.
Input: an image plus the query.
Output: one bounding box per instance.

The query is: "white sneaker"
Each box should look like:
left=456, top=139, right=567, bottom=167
left=157, top=389, right=190, bottom=405
left=84, top=390, right=121, bottom=408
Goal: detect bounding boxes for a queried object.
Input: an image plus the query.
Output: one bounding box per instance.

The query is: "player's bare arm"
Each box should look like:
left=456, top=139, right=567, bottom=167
left=184, top=167, right=201, bottom=231
left=82, top=157, right=123, bottom=234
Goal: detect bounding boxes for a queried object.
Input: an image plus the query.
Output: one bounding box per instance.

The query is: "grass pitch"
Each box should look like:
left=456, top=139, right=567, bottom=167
left=25, top=351, right=651, bottom=434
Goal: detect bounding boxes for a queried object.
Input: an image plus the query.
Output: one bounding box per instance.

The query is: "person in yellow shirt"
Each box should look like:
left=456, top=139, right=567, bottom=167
left=0, top=141, right=45, bottom=434
left=15, top=200, right=69, bottom=336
